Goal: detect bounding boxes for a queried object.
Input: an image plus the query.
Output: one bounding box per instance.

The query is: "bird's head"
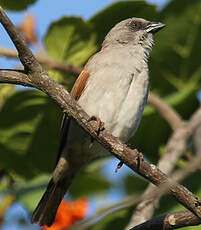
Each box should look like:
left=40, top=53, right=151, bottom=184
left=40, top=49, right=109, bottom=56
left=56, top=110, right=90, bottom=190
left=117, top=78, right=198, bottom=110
left=102, top=17, right=165, bottom=52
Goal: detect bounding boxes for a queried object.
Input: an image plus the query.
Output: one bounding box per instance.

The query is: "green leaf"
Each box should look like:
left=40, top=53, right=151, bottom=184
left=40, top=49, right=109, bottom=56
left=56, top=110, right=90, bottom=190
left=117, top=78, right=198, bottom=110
left=69, top=168, right=110, bottom=198
left=149, top=0, right=201, bottom=95
left=15, top=174, right=50, bottom=211
left=1, top=0, right=37, bottom=11
left=0, top=90, right=61, bottom=179
left=89, top=0, right=157, bottom=47
left=44, top=17, right=97, bottom=67
left=0, top=85, right=15, bottom=109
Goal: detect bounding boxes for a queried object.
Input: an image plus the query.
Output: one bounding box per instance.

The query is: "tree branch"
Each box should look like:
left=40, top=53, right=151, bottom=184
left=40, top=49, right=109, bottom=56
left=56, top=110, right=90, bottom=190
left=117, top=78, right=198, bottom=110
left=0, top=6, right=201, bottom=223
left=125, top=107, right=201, bottom=229
left=148, top=92, right=183, bottom=130
left=128, top=149, right=201, bottom=230
left=0, top=69, right=34, bottom=88
left=70, top=149, right=201, bottom=230
left=129, top=210, right=201, bottom=230
left=130, top=149, right=201, bottom=230
left=0, top=47, right=82, bottom=76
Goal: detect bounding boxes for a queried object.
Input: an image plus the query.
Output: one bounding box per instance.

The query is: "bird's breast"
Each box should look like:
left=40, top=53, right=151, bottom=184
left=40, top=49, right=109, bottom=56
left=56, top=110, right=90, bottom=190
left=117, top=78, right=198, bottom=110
left=78, top=48, right=149, bottom=142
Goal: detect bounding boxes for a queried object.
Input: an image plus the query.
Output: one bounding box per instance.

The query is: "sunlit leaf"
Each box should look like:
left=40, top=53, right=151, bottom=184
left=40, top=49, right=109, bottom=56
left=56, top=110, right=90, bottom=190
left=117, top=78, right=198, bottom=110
left=0, top=84, right=15, bottom=110
left=44, top=17, right=97, bottom=67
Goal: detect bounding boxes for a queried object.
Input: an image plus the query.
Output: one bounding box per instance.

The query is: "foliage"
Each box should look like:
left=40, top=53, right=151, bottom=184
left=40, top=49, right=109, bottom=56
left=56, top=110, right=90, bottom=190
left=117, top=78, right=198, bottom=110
left=0, top=0, right=37, bottom=11
left=0, top=90, right=61, bottom=178
left=0, top=0, right=201, bottom=229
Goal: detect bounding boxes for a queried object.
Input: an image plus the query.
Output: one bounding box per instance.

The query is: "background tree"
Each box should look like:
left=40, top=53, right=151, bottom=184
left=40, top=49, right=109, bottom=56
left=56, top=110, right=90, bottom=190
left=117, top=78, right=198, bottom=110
left=0, top=0, right=201, bottom=230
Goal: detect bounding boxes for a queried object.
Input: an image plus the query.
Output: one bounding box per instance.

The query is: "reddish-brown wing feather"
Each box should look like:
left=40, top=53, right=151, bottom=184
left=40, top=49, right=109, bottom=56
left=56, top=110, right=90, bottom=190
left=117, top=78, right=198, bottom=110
left=70, top=68, right=90, bottom=100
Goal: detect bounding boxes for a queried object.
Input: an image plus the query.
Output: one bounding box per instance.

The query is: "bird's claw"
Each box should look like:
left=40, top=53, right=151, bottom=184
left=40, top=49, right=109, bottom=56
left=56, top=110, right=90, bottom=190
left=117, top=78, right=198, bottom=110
left=88, top=116, right=104, bottom=149
left=88, top=116, right=105, bottom=134
left=115, top=161, right=124, bottom=173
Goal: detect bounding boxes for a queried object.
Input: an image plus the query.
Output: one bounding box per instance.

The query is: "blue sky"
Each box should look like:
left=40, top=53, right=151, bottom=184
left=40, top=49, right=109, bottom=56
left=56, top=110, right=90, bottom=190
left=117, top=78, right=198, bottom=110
left=0, top=0, right=168, bottom=229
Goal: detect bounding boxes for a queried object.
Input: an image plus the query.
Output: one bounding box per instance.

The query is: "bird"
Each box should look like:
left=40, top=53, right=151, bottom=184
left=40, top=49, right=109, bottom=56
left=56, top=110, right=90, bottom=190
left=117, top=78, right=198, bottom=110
left=31, top=17, right=165, bottom=226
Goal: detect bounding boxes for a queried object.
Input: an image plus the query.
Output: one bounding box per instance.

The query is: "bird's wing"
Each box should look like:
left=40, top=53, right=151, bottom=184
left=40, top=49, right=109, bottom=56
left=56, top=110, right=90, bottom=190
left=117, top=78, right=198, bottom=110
left=70, top=68, right=90, bottom=100
left=56, top=67, right=91, bottom=163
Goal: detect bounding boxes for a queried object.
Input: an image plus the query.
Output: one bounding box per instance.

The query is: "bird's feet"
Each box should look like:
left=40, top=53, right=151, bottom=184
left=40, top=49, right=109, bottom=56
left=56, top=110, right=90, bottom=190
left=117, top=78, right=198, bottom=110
left=88, top=115, right=104, bottom=134
left=88, top=116, right=104, bottom=148
left=115, top=161, right=124, bottom=173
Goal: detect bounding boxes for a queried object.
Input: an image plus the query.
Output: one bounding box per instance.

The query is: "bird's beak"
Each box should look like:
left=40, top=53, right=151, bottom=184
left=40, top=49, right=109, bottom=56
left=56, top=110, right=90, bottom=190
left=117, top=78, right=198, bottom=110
left=145, top=21, right=166, bottom=34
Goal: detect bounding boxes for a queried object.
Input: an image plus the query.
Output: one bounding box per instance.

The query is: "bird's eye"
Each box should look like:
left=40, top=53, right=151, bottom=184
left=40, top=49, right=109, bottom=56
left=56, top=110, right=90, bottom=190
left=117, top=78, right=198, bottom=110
left=129, top=20, right=142, bottom=30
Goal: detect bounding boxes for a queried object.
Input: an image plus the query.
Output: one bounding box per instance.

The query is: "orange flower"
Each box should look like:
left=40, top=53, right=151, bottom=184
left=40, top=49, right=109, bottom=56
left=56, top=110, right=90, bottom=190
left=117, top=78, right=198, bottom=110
left=42, top=198, right=88, bottom=230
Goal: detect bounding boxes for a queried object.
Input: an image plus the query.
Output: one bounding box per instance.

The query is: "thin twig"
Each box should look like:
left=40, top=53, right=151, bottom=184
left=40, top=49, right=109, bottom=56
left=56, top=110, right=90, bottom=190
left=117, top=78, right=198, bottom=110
left=129, top=152, right=201, bottom=230
left=193, top=107, right=201, bottom=158
left=0, top=69, right=34, bottom=87
left=125, top=108, right=201, bottom=229
left=148, top=92, right=183, bottom=130
left=0, top=47, right=82, bottom=76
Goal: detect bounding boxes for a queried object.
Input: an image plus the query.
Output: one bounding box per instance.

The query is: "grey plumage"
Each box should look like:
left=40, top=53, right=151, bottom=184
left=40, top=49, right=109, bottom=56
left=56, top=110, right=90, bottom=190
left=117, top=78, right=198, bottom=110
left=31, top=17, right=165, bottom=226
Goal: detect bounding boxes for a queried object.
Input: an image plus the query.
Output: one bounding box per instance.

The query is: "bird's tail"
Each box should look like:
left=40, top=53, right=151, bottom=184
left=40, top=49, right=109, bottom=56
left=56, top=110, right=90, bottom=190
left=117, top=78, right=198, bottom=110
left=31, top=177, right=71, bottom=226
